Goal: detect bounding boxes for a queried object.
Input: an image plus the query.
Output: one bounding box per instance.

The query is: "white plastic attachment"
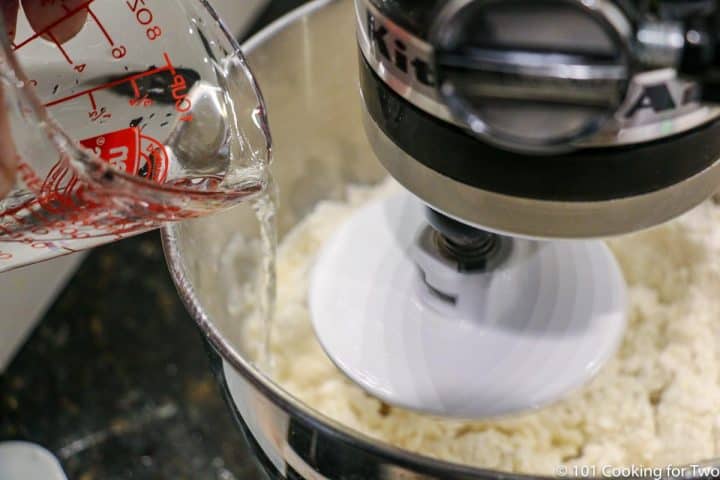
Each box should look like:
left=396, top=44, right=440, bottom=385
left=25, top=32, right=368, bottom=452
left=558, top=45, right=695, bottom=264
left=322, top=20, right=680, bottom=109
left=310, top=191, right=627, bottom=418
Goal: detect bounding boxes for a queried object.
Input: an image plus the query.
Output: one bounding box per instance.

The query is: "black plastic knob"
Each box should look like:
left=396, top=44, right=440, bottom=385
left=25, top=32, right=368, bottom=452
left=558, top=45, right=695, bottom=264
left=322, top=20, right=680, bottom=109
left=425, top=208, right=503, bottom=271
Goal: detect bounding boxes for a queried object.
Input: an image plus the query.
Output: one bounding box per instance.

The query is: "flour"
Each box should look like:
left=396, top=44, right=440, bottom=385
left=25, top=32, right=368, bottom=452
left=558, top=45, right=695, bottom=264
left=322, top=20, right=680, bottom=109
left=244, top=179, right=720, bottom=474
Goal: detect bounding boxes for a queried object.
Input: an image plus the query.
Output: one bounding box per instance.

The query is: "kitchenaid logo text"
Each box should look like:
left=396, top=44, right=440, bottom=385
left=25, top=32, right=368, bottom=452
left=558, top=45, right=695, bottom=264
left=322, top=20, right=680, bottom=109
left=366, top=10, right=436, bottom=88
left=623, top=80, right=700, bottom=119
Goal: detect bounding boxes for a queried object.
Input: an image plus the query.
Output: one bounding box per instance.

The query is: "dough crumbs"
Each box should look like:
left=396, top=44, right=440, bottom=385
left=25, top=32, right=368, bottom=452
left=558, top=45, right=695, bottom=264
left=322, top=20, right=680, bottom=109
left=243, top=179, right=720, bottom=475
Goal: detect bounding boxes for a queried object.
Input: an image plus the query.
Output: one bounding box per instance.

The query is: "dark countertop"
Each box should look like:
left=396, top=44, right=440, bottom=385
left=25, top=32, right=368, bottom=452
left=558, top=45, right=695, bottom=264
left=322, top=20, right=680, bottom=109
left=0, top=1, right=309, bottom=478
left=1, top=233, right=259, bottom=480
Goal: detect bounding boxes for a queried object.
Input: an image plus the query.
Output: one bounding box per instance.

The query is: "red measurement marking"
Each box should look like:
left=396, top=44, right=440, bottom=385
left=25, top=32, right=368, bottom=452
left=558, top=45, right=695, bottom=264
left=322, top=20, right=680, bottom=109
left=0, top=129, right=170, bottom=242
left=44, top=54, right=176, bottom=108
left=47, top=31, right=73, bottom=64
left=162, top=52, right=193, bottom=119
left=88, top=92, right=97, bottom=110
left=40, top=156, right=77, bottom=213
left=86, top=5, right=114, bottom=46
left=131, top=80, right=141, bottom=98
left=12, top=0, right=95, bottom=51
left=18, top=161, right=44, bottom=194
left=129, top=94, right=152, bottom=107
left=64, top=176, right=80, bottom=198
left=163, top=53, right=175, bottom=75
left=139, top=134, right=169, bottom=182
left=80, top=127, right=141, bottom=175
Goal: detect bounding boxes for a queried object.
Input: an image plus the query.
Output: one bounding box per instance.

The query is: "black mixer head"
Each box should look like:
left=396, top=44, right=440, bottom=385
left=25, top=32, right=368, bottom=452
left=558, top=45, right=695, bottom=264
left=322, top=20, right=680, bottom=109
left=356, top=0, right=720, bottom=238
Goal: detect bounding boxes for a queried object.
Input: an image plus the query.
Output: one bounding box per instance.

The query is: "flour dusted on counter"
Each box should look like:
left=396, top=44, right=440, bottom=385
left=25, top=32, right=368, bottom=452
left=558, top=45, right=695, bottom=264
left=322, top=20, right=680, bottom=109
left=244, top=179, right=720, bottom=475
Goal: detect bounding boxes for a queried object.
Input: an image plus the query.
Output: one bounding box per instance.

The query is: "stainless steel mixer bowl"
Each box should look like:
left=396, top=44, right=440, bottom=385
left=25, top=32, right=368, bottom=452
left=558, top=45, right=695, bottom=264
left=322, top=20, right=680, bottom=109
left=162, top=1, right=720, bottom=478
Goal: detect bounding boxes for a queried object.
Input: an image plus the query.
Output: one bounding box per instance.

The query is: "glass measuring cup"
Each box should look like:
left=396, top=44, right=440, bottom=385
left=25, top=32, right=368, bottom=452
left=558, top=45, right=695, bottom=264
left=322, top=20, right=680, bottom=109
left=0, top=0, right=271, bottom=272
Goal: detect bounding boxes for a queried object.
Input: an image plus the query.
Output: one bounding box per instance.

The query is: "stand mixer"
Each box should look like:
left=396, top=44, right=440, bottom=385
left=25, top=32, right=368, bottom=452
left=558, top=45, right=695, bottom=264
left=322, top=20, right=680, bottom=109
left=309, top=0, right=720, bottom=418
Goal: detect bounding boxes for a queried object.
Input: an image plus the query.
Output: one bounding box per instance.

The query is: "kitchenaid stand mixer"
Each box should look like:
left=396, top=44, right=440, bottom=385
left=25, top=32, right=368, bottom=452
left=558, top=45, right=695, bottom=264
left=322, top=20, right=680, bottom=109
left=310, top=0, right=720, bottom=418
left=162, top=0, right=720, bottom=478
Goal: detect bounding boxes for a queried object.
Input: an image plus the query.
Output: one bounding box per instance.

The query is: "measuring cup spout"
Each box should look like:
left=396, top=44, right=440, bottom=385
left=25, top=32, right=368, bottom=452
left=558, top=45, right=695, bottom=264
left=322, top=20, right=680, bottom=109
left=163, top=53, right=272, bottom=192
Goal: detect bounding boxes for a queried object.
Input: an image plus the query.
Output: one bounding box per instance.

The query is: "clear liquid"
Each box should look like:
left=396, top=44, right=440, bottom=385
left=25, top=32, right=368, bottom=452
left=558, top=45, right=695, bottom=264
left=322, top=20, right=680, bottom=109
left=251, top=175, right=278, bottom=371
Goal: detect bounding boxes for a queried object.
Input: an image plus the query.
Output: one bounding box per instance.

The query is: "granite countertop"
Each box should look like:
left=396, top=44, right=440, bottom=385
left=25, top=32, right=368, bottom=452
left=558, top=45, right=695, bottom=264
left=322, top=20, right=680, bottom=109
left=0, top=1, right=309, bottom=478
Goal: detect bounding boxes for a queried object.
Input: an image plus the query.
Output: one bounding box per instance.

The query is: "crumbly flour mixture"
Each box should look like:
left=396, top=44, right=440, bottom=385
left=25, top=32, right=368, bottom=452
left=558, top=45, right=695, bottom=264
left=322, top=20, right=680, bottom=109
left=245, top=180, right=720, bottom=474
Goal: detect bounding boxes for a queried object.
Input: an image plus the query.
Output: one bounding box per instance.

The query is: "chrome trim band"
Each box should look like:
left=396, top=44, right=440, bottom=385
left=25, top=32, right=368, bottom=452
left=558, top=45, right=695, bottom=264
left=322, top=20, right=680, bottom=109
left=354, top=0, right=451, bottom=123
left=361, top=104, right=720, bottom=239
